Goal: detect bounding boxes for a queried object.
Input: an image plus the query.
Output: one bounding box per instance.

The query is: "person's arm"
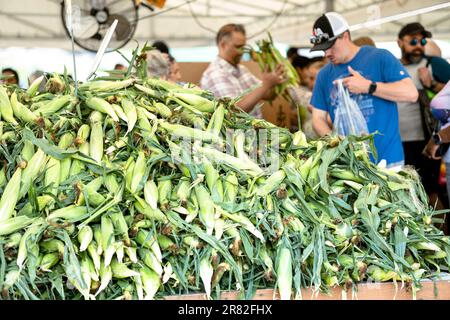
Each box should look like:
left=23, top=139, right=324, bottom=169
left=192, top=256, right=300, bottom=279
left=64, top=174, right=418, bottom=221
left=312, top=106, right=332, bottom=136
left=372, top=78, right=418, bottom=102
left=423, top=125, right=450, bottom=160
left=235, top=83, right=275, bottom=113
left=342, top=66, right=418, bottom=102
left=432, top=81, right=446, bottom=93
left=418, top=67, right=446, bottom=94
left=236, top=64, right=285, bottom=112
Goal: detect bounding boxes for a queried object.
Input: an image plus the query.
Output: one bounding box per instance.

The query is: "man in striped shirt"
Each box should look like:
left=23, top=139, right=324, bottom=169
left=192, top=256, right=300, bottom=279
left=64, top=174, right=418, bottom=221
left=201, top=24, right=285, bottom=118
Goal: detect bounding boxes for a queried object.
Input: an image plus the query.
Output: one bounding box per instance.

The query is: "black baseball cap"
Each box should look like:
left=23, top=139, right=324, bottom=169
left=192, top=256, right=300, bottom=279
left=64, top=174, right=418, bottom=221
left=398, top=23, right=432, bottom=39
left=310, top=12, right=349, bottom=52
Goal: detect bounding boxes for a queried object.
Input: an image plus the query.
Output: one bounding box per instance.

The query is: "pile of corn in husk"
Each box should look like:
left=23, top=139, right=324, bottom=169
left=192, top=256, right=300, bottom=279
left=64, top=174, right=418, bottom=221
left=0, top=68, right=449, bottom=300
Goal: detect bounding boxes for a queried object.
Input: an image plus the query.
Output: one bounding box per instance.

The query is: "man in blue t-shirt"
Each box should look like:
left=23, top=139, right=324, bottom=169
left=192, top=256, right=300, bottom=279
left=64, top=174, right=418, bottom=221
left=309, top=12, right=418, bottom=167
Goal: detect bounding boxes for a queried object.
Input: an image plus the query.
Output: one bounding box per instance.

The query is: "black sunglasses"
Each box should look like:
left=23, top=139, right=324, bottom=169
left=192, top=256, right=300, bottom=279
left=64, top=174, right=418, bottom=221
left=310, top=32, right=345, bottom=46
left=409, top=38, right=427, bottom=47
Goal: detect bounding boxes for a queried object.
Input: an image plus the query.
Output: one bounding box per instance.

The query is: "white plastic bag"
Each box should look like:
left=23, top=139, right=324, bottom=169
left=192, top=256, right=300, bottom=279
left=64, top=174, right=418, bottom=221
left=332, top=80, right=369, bottom=136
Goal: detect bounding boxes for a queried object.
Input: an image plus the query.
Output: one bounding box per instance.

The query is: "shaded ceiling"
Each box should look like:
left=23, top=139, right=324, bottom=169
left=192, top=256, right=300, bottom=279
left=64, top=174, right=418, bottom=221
left=0, top=0, right=449, bottom=50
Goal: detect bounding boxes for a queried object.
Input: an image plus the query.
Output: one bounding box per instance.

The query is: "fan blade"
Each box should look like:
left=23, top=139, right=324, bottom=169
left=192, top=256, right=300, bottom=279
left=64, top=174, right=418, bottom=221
left=107, top=14, right=132, bottom=41
left=74, top=16, right=100, bottom=39
left=87, top=19, right=118, bottom=79
left=92, top=0, right=107, bottom=11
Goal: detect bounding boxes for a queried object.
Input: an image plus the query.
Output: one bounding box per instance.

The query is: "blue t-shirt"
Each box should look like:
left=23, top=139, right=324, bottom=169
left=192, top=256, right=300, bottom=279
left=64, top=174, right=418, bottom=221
left=311, top=46, right=410, bottom=165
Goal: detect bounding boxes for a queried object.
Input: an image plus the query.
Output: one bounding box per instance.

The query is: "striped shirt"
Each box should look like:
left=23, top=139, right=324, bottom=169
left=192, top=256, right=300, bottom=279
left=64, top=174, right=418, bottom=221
left=200, top=56, right=263, bottom=118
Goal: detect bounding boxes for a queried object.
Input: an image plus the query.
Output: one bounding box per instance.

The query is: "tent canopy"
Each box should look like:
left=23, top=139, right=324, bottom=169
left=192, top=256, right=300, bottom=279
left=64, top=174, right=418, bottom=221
left=1, top=0, right=449, bottom=50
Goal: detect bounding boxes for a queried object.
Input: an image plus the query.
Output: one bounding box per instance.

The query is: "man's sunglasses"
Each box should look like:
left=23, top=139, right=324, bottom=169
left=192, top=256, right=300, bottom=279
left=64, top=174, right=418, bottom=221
left=310, top=33, right=339, bottom=45
left=310, top=32, right=346, bottom=47
left=409, top=38, right=427, bottom=47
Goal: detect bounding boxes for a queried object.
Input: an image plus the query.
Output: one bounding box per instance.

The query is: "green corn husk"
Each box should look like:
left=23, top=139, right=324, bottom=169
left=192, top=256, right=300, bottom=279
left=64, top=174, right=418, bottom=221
left=139, top=248, right=163, bottom=276
left=47, top=205, right=89, bottom=223
left=78, top=225, right=93, bottom=252
left=199, top=254, right=214, bottom=299
left=130, top=151, right=146, bottom=194
left=10, top=91, right=39, bottom=123
left=157, top=179, right=172, bottom=209
left=0, top=167, right=22, bottom=221
left=276, top=246, right=292, bottom=300
left=0, top=216, right=37, bottom=236
left=170, top=92, right=215, bottom=113
left=39, top=252, right=60, bottom=271
left=140, top=266, right=161, bottom=300
left=89, top=111, right=104, bottom=163
left=26, top=75, right=44, bottom=98
left=0, top=86, right=18, bottom=125
left=40, top=239, right=65, bottom=257
left=121, top=98, right=138, bottom=134
left=194, top=185, right=215, bottom=236
left=79, top=78, right=135, bottom=92
left=34, top=95, right=73, bottom=116
left=111, top=259, right=140, bottom=279
left=86, top=97, right=119, bottom=122
left=134, top=196, right=168, bottom=223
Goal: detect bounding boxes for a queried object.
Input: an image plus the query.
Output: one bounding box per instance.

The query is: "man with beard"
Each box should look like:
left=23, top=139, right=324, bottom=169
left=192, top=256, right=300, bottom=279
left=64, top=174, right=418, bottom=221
left=200, top=24, right=285, bottom=118
left=397, top=22, right=450, bottom=207
left=310, top=12, right=417, bottom=168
